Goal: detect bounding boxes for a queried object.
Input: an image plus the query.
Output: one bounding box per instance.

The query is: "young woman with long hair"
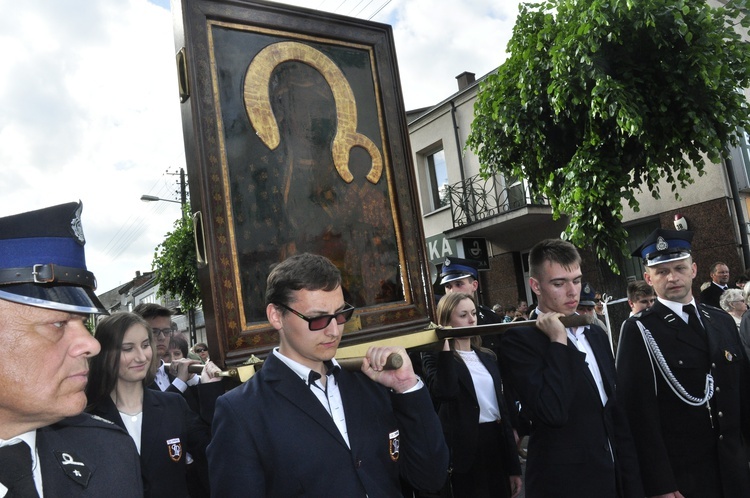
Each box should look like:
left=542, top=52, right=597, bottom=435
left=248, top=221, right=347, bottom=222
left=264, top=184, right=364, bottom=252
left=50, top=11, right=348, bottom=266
left=85, top=312, right=210, bottom=498
left=423, top=292, right=522, bottom=498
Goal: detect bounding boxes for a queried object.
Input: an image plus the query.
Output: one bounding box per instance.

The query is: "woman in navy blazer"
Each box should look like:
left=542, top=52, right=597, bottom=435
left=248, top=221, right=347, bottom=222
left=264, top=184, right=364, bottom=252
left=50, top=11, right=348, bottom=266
left=85, top=312, right=210, bottom=498
left=423, top=292, right=522, bottom=498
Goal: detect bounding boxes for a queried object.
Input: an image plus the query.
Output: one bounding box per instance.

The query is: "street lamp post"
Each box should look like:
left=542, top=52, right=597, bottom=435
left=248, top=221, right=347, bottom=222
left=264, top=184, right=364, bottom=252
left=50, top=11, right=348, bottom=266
left=140, top=194, right=181, bottom=204
left=140, top=168, right=196, bottom=343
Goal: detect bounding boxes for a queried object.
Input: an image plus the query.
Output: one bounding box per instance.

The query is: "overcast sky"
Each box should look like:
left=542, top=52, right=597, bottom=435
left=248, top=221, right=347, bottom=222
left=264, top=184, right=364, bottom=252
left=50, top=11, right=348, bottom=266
left=0, top=0, right=526, bottom=294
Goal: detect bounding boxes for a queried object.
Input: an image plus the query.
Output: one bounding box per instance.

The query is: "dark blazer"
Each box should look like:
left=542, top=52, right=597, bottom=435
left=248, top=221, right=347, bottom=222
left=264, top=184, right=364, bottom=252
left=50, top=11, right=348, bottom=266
left=617, top=300, right=750, bottom=497
left=37, top=414, right=143, bottom=497
left=89, top=389, right=211, bottom=498
left=148, top=364, right=223, bottom=426
left=207, top=353, right=449, bottom=497
left=699, top=283, right=725, bottom=308
left=500, top=322, right=642, bottom=498
left=422, top=349, right=521, bottom=476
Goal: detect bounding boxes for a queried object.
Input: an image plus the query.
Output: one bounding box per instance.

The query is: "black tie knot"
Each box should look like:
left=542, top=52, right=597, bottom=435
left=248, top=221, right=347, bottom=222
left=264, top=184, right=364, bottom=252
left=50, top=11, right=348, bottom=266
left=307, top=361, right=341, bottom=385
left=0, top=441, right=39, bottom=497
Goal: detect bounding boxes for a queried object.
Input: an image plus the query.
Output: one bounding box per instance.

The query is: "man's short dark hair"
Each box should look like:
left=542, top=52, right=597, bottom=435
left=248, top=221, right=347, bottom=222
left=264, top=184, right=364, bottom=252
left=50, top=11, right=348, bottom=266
left=627, top=280, right=654, bottom=301
left=265, top=253, right=342, bottom=307
left=528, top=239, right=581, bottom=279
left=132, top=303, right=173, bottom=321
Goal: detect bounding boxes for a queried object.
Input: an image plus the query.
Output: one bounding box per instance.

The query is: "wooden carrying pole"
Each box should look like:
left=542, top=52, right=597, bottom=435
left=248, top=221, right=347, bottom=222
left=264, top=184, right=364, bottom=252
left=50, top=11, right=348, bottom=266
left=193, top=314, right=595, bottom=382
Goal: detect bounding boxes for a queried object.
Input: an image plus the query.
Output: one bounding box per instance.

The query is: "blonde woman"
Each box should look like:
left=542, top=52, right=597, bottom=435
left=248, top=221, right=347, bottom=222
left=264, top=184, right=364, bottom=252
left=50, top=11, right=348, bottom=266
left=422, top=292, right=522, bottom=498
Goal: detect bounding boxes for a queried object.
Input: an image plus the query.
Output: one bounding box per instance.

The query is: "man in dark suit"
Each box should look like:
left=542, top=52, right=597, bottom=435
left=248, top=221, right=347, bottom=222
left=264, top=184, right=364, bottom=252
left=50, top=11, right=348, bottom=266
left=617, top=229, right=750, bottom=498
left=0, top=202, right=142, bottom=497
left=699, top=261, right=730, bottom=308
left=499, top=239, right=643, bottom=498
left=207, top=253, right=449, bottom=497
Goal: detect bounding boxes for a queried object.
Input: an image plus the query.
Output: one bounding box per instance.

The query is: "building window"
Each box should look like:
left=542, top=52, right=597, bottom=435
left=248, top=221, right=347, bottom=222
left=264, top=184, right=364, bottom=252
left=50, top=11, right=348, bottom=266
left=426, top=149, right=449, bottom=211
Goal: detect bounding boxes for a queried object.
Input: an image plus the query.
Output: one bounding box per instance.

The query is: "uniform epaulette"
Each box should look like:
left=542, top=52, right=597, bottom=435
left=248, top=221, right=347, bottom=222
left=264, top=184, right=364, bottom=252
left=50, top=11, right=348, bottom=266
left=54, top=413, right=122, bottom=431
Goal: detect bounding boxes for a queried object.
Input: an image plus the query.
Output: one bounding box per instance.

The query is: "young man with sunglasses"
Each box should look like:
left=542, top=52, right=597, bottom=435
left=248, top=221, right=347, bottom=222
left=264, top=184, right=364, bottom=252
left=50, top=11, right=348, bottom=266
left=207, top=253, right=448, bottom=497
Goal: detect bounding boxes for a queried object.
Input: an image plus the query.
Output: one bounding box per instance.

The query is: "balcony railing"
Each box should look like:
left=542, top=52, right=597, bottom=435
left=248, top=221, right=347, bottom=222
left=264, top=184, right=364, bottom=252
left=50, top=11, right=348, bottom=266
left=446, top=174, right=549, bottom=228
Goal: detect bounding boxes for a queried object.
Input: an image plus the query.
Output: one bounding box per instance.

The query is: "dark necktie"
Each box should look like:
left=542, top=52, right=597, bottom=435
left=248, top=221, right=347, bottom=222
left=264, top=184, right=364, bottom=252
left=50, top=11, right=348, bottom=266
left=683, top=304, right=706, bottom=340
left=0, top=441, right=40, bottom=498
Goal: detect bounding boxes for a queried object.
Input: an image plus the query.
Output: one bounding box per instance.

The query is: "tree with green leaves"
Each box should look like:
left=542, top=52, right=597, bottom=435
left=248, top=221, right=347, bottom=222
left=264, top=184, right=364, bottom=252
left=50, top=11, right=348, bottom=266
left=152, top=206, right=201, bottom=313
left=467, top=0, right=750, bottom=270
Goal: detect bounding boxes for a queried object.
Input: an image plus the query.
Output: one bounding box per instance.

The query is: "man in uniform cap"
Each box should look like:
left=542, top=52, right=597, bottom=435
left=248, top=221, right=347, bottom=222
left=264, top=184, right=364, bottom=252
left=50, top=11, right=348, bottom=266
left=439, top=257, right=503, bottom=327
left=577, top=283, right=608, bottom=332
left=0, top=202, right=142, bottom=497
left=617, top=228, right=750, bottom=498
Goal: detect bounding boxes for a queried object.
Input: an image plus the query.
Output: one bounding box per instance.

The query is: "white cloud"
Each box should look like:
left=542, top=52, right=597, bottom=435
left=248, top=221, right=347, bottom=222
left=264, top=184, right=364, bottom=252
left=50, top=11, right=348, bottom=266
left=0, top=0, right=525, bottom=293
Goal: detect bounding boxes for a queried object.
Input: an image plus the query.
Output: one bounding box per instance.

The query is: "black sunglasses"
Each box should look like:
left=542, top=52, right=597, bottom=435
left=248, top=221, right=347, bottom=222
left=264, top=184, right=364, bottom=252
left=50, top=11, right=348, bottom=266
left=275, top=302, right=355, bottom=331
left=152, top=328, right=174, bottom=338
left=194, top=348, right=207, bottom=353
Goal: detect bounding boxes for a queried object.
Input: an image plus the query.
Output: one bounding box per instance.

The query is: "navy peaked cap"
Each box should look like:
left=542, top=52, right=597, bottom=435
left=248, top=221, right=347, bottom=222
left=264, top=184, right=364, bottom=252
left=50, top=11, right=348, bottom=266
left=439, top=257, right=480, bottom=285
left=631, top=228, right=693, bottom=267
left=0, top=201, right=106, bottom=314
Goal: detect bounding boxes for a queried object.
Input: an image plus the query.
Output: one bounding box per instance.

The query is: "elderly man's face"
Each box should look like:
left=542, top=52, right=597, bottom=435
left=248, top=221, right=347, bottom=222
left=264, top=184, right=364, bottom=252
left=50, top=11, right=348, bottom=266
left=0, top=299, right=100, bottom=438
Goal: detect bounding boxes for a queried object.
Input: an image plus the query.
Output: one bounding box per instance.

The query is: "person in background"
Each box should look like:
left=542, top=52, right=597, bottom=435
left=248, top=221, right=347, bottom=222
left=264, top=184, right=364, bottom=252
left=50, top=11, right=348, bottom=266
left=516, top=300, right=529, bottom=320
left=207, top=253, right=449, bottom=497
left=86, top=312, right=211, bottom=498
left=132, top=304, right=223, bottom=422
left=626, top=280, right=655, bottom=317
left=576, top=283, right=608, bottom=332
left=720, top=288, right=746, bottom=330
left=500, top=239, right=642, bottom=498
left=167, top=336, right=218, bottom=498
left=618, top=229, right=750, bottom=497
left=133, top=304, right=196, bottom=394
left=740, top=283, right=750, bottom=360
left=699, top=261, right=730, bottom=308
left=192, top=343, right=209, bottom=364
left=422, top=292, right=522, bottom=498
left=0, top=201, right=142, bottom=497
left=734, top=272, right=749, bottom=290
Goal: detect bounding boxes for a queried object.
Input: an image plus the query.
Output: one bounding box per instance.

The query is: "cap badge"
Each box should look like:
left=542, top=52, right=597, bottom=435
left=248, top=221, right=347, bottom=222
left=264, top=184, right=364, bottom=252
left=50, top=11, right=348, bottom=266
left=583, top=283, right=591, bottom=293
left=70, top=203, right=85, bottom=245
left=656, top=236, right=668, bottom=251
left=444, top=258, right=452, bottom=267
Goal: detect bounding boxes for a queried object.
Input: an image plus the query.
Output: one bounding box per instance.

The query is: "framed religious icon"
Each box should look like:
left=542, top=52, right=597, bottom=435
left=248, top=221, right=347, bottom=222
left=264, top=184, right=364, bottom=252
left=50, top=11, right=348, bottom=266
left=172, top=0, right=435, bottom=366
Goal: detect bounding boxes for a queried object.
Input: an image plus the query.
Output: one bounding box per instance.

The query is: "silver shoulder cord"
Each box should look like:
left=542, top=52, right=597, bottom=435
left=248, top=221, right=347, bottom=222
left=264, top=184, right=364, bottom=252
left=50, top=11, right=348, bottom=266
left=635, top=320, right=714, bottom=406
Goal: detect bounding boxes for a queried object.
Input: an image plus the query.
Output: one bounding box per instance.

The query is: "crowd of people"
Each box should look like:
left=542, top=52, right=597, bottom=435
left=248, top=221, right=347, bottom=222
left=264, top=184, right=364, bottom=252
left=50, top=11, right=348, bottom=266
left=3, top=201, right=750, bottom=498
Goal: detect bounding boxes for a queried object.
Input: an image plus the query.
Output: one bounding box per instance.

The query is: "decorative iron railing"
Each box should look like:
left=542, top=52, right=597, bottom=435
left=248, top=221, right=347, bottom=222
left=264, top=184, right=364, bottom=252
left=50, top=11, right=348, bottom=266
left=446, top=174, right=549, bottom=228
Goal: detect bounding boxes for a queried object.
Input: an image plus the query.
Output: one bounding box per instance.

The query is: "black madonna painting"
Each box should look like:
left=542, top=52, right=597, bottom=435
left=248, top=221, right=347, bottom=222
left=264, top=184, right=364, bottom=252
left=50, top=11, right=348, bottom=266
left=174, top=0, right=433, bottom=361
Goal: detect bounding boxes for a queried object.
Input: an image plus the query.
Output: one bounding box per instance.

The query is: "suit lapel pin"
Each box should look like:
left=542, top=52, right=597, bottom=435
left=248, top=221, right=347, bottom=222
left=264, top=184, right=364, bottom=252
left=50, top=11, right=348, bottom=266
left=167, top=437, right=183, bottom=462
left=54, top=451, right=91, bottom=487
left=388, top=429, right=400, bottom=462
left=725, top=350, right=735, bottom=362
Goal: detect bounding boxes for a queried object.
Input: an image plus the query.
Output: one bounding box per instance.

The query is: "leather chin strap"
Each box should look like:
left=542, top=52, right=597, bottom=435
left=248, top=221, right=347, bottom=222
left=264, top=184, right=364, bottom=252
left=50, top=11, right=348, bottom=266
left=0, top=264, right=97, bottom=289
